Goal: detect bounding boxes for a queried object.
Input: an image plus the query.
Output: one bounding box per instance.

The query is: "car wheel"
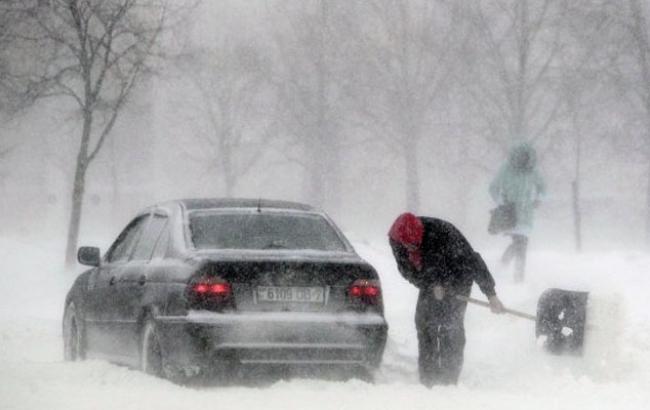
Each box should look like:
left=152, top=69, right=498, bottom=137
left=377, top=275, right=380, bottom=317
left=63, top=302, right=86, bottom=361
left=141, top=317, right=164, bottom=377
left=354, top=367, right=375, bottom=383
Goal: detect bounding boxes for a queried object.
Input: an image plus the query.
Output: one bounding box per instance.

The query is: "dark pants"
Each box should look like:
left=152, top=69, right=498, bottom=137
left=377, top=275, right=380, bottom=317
left=502, top=234, right=528, bottom=282
left=415, top=291, right=467, bottom=387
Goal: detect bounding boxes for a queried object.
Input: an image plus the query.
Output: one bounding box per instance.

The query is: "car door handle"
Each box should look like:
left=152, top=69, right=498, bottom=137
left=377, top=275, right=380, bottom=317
left=109, top=276, right=117, bottom=286
left=138, top=275, right=146, bottom=286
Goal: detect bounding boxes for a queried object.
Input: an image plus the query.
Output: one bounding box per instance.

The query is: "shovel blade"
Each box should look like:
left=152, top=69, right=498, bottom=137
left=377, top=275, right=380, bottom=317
left=536, top=288, right=589, bottom=355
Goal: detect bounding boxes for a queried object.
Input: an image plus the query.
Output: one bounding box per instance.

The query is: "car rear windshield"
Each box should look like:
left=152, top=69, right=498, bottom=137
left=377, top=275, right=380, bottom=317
left=189, top=212, right=348, bottom=252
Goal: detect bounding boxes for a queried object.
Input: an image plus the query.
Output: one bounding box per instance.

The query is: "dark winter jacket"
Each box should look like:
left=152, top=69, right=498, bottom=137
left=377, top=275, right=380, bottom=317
left=390, top=217, right=496, bottom=298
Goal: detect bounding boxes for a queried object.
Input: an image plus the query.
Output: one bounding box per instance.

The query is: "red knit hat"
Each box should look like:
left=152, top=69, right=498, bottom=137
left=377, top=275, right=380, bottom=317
left=388, top=213, right=424, bottom=270
left=388, top=212, right=424, bottom=247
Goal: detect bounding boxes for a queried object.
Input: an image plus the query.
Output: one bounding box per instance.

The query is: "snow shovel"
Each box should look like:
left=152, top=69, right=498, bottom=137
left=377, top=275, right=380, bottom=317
left=457, top=288, right=589, bottom=355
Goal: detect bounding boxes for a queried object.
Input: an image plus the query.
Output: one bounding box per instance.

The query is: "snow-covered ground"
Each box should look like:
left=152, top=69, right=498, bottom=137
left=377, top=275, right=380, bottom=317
left=1, top=236, right=649, bottom=410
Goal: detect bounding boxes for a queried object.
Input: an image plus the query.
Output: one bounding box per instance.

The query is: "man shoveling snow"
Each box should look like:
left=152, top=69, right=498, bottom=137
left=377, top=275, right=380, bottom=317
left=389, top=213, right=505, bottom=387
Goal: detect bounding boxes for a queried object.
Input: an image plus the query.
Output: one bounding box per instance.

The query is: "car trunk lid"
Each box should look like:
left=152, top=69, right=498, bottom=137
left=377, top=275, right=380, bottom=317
left=198, top=259, right=381, bottom=313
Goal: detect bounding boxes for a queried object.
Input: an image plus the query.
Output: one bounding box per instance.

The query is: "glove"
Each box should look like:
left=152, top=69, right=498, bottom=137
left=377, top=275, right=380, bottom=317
left=488, top=295, right=505, bottom=314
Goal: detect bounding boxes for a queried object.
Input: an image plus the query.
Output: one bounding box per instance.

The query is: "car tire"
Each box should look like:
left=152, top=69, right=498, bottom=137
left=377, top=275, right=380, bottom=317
left=63, top=301, right=86, bottom=361
left=351, top=367, right=375, bottom=383
left=141, top=317, right=165, bottom=378
left=344, top=366, right=375, bottom=384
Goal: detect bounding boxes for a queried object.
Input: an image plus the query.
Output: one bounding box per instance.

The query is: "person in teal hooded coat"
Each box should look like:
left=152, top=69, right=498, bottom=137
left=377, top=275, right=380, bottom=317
left=489, top=143, right=546, bottom=282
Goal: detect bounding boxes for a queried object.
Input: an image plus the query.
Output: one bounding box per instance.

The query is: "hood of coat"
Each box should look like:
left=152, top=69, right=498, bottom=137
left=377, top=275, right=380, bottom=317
left=388, top=213, right=424, bottom=247
left=388, top=213, right=424, bottom=270
left=508, top=142, right=537, bottom=172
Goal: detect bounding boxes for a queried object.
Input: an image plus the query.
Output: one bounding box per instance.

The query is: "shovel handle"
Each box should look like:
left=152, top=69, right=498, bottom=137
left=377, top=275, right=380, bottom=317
left=456, top=295, right=537, bottom=322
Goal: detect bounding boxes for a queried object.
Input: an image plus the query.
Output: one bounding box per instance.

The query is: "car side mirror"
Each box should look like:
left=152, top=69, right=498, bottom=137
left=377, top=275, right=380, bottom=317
left=78, top=246, right=101, bottom=267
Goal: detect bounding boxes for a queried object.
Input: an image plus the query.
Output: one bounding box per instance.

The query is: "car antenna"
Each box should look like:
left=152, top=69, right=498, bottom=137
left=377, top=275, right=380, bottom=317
left=257, top=198, right=262, bottom=213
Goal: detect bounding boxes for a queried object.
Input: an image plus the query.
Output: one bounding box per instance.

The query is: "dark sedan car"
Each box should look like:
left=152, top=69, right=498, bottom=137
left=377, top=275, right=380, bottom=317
left=63, top=198, right=388, bottom=382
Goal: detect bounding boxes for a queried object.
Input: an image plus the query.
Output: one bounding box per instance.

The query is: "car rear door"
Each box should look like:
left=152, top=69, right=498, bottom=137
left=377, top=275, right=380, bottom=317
left=85, top=214, right=148, bottom=359
left=114, top=211, right=170, bottom=362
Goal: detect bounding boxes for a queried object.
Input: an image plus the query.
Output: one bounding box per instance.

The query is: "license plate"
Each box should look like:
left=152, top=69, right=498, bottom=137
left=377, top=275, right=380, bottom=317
left=256, top=286, right=325, bottom=304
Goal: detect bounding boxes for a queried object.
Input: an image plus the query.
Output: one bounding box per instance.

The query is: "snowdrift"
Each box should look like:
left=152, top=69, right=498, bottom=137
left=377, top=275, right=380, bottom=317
left=1, top=236, right=649, bottom=410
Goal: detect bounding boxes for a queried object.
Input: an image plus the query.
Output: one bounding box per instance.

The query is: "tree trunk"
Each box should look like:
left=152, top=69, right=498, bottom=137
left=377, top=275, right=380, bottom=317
left=221, top=139, right=235, bottom=197
left=573, top=118, right=583, bottom=252
left=223, top=161, right=236, bottom=198
left=646, top=159, right=650, bottom=246
left=404, top=141, right=420, bottom=212
left=64, top=161, right=87, bottom=268
left=110, top=135, right=120, bottom=225
left=307, top=138, right=326, bottom=208
left=324, top=136, right=341, bottom=215
left=630, top=0, right=650, bottom=247
left=456, top=134, right=471, bottom=226
left=307, top=0, right=340, bottom=213
left=512, top=0, right=530, bottom=141
left=572, top=181, right=582, bottom=252
left=64, top=112, right=92, bottom=269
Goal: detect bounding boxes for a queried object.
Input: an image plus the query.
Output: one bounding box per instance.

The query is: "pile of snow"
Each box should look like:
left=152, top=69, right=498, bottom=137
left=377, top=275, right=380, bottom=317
left=1, top=235, right=649, bottom=410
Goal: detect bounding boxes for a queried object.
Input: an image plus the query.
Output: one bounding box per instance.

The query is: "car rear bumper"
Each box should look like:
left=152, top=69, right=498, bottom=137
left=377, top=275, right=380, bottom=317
left=156, top=311, right=388, bottom=373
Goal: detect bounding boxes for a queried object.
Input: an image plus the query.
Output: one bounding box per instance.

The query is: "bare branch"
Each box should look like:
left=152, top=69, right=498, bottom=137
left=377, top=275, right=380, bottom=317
left=86, top=68, right=138, bottom=164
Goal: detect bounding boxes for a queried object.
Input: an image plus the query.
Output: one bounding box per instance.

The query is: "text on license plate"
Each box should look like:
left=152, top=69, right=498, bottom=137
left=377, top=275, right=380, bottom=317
left=256, top=286, right=325, bottom=303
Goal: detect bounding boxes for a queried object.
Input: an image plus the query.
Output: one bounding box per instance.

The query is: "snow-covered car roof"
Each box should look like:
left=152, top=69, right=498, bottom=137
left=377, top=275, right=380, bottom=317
left=178, top=198, right=315, bottom=212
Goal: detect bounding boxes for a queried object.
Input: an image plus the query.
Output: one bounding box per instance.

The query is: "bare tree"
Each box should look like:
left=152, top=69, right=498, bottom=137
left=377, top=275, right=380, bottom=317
left=178, top=43, right=276, bottom=196
left=593, top=0, right=650, bottom=245
left=21, top=0, right=167, bottom=267
left=466, top=0, right=568, bottom=151
left=559, top=2, right=611, bottom=251
left=268, top=0, right=353, bottom=211
left=350, top=0, right=465, bottom=212
left=1, top=1, right=46, bottom=132
left=0, top=2, right=16, bottom=116
left=1, top=0, right=52, bottom=213
left=625, top=0, right=650, bottom=245
left=1, top=1, right=24, bottom=115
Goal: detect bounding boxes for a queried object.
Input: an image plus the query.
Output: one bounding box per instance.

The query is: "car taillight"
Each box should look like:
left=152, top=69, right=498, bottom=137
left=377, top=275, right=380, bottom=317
left=193, top=282, right=231, bottom=296
left=187, top=275, right=234, bottom=310
left=348, top=279, right=381, bottom=305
